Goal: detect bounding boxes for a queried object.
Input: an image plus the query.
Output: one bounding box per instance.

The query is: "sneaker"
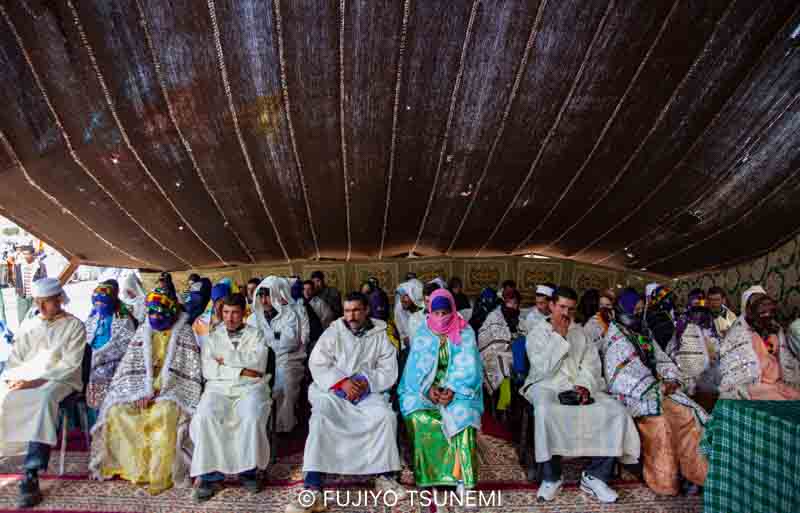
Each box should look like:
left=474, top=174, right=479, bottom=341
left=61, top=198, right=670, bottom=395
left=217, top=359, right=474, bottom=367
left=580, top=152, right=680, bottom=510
left=192, top=481, right=222, bottom=503
left=374, top=475, right=407, bottom=500
left=285, top=489, right=327, bottom=513
left=536, top=479, right=563, bottom=502
left=17, top=474, right=43, bottom=509
left=580, top=472, right=618, bottom=503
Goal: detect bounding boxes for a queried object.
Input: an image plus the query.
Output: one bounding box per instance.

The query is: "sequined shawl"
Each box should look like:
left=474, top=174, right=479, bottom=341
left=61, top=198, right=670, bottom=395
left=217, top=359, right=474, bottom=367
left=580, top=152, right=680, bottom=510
left=719, top=317, right=800, bottom=398
left=85, top=313, right=136, bottom=409
left=89, top=313, right=202, bottom=484
left=604, top=322, right=708, bottom=425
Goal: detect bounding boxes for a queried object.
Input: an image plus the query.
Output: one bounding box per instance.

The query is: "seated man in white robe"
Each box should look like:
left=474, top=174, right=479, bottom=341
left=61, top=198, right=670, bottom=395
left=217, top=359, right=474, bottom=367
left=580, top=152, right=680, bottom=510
left=0, top=278, right=86, bottom=508
left=249, top=277, right=303, bottom=433
left=521, top=286, right=640, bottom=504
left=191, top=293, right=273, bottom=502
left=286, top=292, right=404, bottom=513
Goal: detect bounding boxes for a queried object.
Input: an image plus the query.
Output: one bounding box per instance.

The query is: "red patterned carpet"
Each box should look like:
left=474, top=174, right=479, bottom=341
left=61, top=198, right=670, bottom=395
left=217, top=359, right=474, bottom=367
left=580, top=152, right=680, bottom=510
left=0, top=426, right=702, bottom=513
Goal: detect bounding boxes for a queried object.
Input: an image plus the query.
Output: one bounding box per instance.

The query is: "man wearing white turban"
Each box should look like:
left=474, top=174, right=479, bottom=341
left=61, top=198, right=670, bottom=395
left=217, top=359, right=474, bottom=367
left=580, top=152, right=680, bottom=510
left=248, top=277, right=303, bottom=433
left=394, top=278, right=424, bottom=348
left=0, top=278, right=86, bottom=508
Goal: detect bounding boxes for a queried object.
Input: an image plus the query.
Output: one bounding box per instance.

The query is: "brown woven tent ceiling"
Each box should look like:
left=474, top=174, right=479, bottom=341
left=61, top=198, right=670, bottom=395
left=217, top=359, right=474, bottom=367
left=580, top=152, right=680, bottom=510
left=0, top=0, right=798, bottom=276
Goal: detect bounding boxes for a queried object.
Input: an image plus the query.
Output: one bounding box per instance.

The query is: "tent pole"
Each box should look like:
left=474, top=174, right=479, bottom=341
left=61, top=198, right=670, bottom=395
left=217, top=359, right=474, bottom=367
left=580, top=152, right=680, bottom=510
left=58, top=256, right=83, bottom=286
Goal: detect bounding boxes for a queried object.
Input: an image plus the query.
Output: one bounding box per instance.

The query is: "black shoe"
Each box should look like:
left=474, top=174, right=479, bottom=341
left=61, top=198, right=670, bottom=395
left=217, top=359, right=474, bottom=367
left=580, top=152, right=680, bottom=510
left=192, top=481, right=221, bottom=503
left=17, top=474, right=43, bottom=509
left=241, top=476, right=262, bottom=494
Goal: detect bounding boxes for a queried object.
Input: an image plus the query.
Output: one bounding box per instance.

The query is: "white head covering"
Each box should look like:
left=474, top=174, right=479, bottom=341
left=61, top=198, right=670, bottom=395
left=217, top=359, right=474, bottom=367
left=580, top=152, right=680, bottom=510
left=396, top=279, right=424, bottom=309
left=535, top=285, right=554, bottom=298
left=31, top=277, right=69, bottom=305
left=741, top=285, right=767, bottom=311
left=120, top=271, right=145, bottom=300
left=645, top=282, right=661, bottom=299
left=252, top=276, right=288, bottom=334
left=428, top=277, right=448, bottom=290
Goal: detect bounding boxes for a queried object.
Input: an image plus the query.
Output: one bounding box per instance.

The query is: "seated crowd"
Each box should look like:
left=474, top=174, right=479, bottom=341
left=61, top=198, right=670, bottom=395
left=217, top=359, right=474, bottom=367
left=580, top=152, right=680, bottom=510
left=0, top=270, right=798, bottom=511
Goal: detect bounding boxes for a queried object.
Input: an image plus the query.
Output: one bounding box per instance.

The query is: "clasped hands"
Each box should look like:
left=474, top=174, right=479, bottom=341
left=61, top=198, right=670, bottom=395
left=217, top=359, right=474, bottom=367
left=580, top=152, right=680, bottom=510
left=339, top=377, right=369, bottom=401
left=427, top=385, right=455, bottom=406
left=213, top=356, right=263, bottom=379
left=660, top=380, right=680, bottom=396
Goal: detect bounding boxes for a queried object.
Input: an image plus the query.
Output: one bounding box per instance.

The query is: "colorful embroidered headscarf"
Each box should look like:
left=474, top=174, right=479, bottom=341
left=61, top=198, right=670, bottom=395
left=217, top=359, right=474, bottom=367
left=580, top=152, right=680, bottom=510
left=92, top=284, right=117, bottom=318
left=146, top=288, right=178, bottom=317
left=426, top=289, right=468, bottom=345
left=649, top=286, right=673, bottom=307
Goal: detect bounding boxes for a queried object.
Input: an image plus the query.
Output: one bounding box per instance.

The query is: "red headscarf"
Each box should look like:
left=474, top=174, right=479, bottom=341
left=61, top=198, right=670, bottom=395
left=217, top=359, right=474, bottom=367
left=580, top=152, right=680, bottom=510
left=426, top=289, right=468, bottom=345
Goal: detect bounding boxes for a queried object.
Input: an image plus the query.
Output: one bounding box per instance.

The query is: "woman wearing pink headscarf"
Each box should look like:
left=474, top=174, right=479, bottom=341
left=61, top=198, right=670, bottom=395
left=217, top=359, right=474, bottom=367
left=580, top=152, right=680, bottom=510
left=398, top=289, right=483, bottom=495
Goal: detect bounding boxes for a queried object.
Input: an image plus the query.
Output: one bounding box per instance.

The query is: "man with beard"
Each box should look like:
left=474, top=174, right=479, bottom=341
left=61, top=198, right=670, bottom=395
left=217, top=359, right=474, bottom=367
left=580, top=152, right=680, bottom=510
left=719, top=287, right=800, bottom=400
left=523, top=283, right=556, bottom=331
left=522, top=287, right=639, bottom=504
left=707, top=286, right=737, bottom=338
left=478, top=288, right=524, bottom=411
left=604, top=290, right=709, bottom=496
left=286, top=292, right=404, bottom=513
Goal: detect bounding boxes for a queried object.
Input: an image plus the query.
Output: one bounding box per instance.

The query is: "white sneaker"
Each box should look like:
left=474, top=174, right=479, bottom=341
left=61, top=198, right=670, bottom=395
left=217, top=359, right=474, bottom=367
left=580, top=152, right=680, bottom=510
left=536, top=479, right=563, bottom=502
left=285, top=489, right=327, bottom=513
left=580, top=472, right=618, bottom=503
left=374, top=475, right=407, bottom=500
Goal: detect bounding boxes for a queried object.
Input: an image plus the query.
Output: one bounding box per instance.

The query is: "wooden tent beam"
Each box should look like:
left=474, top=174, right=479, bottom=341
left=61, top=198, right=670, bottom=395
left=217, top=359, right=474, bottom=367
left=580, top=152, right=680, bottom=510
left=58, top=256, right=83, bottom=286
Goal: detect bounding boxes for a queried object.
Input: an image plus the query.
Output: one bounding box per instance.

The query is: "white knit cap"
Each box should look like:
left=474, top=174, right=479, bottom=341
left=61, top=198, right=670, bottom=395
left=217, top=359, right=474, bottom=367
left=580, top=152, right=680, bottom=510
left=741, top=285, right=766, bottom=310
left=536, top=285, right=554, bottom=297
left=645, top=282, right=661, bottom=298
left=31, top=277, right=69, bottom=304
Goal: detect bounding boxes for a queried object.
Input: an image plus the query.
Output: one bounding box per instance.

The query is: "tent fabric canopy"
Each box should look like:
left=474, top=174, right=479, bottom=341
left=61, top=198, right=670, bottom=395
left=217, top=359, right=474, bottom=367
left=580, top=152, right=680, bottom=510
left=0, top=0, right=798, bottom=276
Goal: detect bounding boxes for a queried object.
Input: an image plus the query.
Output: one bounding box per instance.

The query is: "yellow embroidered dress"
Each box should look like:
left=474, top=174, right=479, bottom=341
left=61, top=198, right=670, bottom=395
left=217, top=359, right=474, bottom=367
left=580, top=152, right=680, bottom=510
left=102, top=329, right=180, bottom=494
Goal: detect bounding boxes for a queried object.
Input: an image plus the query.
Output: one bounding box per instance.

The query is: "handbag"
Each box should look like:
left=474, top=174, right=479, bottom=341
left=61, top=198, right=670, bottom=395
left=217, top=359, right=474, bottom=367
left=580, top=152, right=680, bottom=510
left=558, top=390, right=594, bottom=406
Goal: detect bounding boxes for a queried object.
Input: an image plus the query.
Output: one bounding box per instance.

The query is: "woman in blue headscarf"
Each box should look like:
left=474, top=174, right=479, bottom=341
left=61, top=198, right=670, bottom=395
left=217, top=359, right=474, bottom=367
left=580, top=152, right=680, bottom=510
left=86, top=283, right=136, bottom=426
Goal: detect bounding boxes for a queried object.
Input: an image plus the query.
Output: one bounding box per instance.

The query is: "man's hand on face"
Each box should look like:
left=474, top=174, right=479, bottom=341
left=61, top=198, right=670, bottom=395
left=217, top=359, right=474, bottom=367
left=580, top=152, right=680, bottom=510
left=8, top=379, right=47, bottom=391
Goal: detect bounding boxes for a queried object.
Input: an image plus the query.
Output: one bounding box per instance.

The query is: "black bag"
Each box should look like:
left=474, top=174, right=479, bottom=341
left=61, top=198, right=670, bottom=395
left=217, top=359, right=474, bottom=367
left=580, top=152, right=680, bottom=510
left=558, top=390, right=594, bottom=406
